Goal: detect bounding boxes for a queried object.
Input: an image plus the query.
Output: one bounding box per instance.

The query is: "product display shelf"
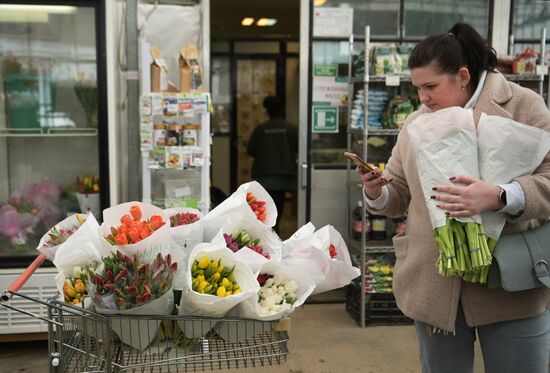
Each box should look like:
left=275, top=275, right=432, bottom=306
left=345, top=26, right=406, bottom=328
left=140, top=92, right=211, bottom=215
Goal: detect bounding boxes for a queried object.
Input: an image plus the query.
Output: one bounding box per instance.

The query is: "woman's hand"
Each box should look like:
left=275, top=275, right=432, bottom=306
left=432, top=175, right=503, bottom=217
left=357, top=166, right=391, bottom=200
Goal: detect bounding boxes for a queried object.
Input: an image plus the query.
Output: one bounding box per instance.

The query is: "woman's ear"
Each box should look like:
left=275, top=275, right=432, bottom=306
left=458, top=67, right=471, bottom=87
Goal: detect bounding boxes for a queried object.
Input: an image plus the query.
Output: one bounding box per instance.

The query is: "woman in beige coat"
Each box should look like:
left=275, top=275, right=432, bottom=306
left=359, top=23, right=550, bottom=373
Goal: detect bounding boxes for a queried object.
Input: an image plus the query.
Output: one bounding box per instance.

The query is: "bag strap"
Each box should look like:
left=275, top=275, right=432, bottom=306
left=522, top=230, right=550, bottom=288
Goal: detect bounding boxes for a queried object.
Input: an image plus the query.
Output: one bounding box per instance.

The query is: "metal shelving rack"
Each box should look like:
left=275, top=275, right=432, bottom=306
left=140, top=92, right=211, bottom=215
left=345, top=25, right=549, bottom=328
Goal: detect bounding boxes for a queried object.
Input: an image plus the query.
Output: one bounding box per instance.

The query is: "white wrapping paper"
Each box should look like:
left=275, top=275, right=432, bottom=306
left=211, top=215, right=282, bottom=275
left=287, top=225, right=359, bottom=295
left=407, top=107, right=481, bottom=228
left=98, top=202, right=171, bottom=263
left=178, top=243, right=260, bottom=338
left=202, top=181, right=277, bottom=241
left=477, top=113, right=550, bottom=239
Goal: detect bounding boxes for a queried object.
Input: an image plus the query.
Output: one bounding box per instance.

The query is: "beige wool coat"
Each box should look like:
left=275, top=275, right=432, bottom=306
left=367, top=70, right=550, bottom=331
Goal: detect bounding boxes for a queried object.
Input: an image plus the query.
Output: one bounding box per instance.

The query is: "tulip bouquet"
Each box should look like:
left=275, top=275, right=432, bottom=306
left=63, top=265, right=94, bottom=305
left=246, top=192, right=266, bottom=223
left=169, top=211, right=199, bottom=227
left=202, top=181, right=277, bottom=241
left=103, top=205, right=164, bottom=246
left=87, top=251, right=176, bottom=311
left=43, top=214, right=86, bottom=248
left=223, top=230, right=270, bottom=259
left=191, top=256, right=241, bottom=297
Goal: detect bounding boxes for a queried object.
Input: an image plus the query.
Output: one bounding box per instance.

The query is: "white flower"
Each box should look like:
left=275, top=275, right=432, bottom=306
left=273, top=274, right=285, bottom=286
left=272, top=294, right=283, bottom=305
left=284, top=280, right=298, bottom=294
left=277, top=286, right=286, bottom=295
left=271, top=304, right=281, bottom=312
left=264, top=278, right=274, bottom=288
left=72, top=266, right=82, bottom=278
left=260, top=297, right=275, bottom=308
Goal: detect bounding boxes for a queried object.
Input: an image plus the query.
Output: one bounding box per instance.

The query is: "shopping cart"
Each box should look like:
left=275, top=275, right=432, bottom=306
left=1, top=255, right=289, bottom=373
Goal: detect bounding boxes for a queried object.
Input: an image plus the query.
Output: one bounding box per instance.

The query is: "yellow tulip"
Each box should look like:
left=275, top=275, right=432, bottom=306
left=216, top=286, right=226, bottom=297
left=233, top=289, right=241, bottom=295
left=217, top=265, right=225, bottom=273
left=221, top=278, right=230, bottom=288
left=225, top=290, right=232, bottom=296
left=198, top=256, right=210, bottom=269
left=211, top=272, right=220, bottom=282
left=196, top=275, right=205, bottom=283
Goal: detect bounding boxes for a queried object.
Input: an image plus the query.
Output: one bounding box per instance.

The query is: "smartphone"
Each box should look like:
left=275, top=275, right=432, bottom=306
left=343, top=152, right=374, bottom=172
left=344, top=152, right=393, bottom=182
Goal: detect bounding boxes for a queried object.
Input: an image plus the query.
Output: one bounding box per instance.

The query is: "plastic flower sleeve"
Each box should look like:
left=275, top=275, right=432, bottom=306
left=281, top=222, right=316, bottom=259
left=202, top=181, right=277, bottom=241
left=477, top=113, right=550, bottom=240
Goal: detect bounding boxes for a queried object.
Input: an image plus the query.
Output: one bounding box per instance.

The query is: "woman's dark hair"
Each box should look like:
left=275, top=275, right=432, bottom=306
left=263, top=96, right=283, bottom=118
left=408, top=22, right=497, bottom=92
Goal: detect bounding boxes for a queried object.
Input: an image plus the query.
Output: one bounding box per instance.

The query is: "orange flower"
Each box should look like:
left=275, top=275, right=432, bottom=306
left=117, top=224, right=128, bottom=235
left=150, top=215, right=164, bottom=230
left=121, top=214, right=133, bottom=228
left=140, top=229, right=150, bottom=240
left=114, top=234, right=128, bottom=245
left=127, top=227, right=141, bottom=243
left=130, top=205, right=142, bottom=221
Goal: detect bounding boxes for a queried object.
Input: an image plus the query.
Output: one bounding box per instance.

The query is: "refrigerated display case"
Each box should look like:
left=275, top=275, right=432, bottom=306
left=0, top=1, right=109, bottom=334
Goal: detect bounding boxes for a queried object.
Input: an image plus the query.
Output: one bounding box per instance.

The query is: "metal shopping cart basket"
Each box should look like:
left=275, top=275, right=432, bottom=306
left=1, top=254, right=289, bottom=372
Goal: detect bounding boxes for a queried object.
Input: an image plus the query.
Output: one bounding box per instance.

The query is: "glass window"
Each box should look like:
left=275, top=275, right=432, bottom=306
left=0, top=4, right=101, bottom=257
left=315, top=0, right=399, bottom=37
left=211, top=57, right=231, bottom=134
left=234, top=42, right=279, bottom=54
left=404, top=0, right=489, bottom=38
left=512, top=0, right=550, bottom=40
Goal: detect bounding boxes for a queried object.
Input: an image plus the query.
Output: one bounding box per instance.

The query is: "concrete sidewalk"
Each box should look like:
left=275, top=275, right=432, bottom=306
left=0, top=303, right=485, bottom=373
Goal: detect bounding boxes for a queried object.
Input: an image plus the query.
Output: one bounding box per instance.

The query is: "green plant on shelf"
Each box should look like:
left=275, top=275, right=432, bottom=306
left=74, top=80, right=98, bottom=128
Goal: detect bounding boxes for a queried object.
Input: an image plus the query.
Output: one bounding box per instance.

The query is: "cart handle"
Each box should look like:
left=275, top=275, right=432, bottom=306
left=1, top=253, right=46, bottom=302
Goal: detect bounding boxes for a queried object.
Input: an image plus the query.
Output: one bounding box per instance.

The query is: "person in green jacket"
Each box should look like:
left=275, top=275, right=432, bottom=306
left=247, top=96, right=298, bottom=233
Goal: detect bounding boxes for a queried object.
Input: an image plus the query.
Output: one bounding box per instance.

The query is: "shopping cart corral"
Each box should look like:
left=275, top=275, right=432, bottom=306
left=1, top=286, right=289, bottom=373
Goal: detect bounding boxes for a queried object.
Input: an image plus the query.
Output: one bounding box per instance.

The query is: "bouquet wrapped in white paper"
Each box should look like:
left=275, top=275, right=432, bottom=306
left=211, top=215, right=282, bottom=274
left=178, top=242, right=259, bottom=338
left=99, top=202, right=171, bottom=263
left=477, top=113, right=550, bottom=241
left=87, top=251, right=177, bottom=350
left=202, top=181, right=277, bottom=241
left=407, top=107, right=493, bottom=282
left=286, top=225, right=359, bottom=295
left=38, top=213, right=103, bottom=260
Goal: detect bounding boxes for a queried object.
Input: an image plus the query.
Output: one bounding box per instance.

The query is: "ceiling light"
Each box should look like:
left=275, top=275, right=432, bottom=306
left=241, top=17, right=255, bottom=26
left=314, top=0, right=328, bottom=6
left=256, top=18, right=277, bottom=27
left=0, top=12, right=49, bottom=23
left=0, top=5, right=77, bottom=13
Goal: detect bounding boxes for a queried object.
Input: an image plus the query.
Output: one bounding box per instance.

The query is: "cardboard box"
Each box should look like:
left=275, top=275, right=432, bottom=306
left=179, top=44, right=203, bottom=92
left=150, top=46, right=169, bottom=92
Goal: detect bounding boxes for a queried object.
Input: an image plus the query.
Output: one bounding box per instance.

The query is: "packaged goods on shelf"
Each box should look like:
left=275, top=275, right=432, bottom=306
left=512, top=47, right=537, bottom=74
left=395, top=44, right=414, bottom=74
left=150, top=46, right=169, bottom=92
left=387, top=96, right=414, bottom=128
left=365, top=256, right=393, bottom=293
left=352, top=201, right=371, bottom=240
left=179, top=44, right=203, bottom=92
left=350, top=89, right=389, bottom=129
left=371, top=44, right=397, bottom=75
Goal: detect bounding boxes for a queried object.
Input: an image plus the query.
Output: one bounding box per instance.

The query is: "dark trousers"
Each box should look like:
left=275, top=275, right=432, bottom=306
left=268, top=190, right=286, bottom=234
